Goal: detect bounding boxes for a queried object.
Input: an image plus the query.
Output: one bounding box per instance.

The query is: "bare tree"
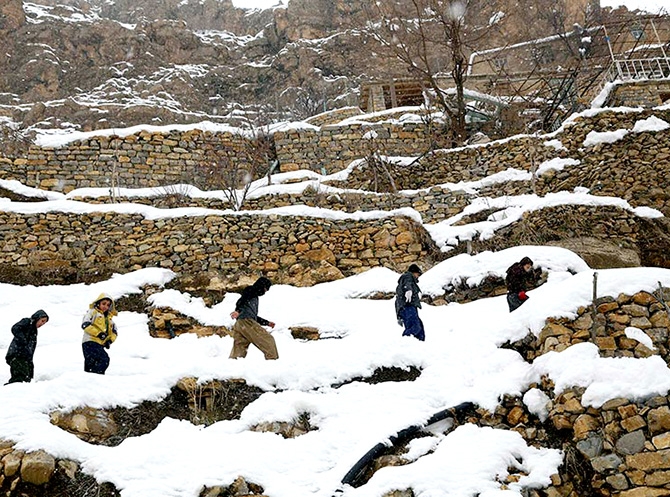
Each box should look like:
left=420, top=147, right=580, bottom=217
left=470, top=7, right=670, bottom=132
left=365, top=0, right=490, bottom=146
left=0, top=122, right=31, bottom=158
left=277, top=74, right=353, bottom=121
left=361, top=129, right=399, bottom=193
left=194, top=118, right=277, bottom=211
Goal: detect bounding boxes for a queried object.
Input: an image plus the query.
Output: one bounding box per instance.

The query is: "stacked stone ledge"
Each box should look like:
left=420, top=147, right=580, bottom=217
left=507, top=291, right=670, bottom=495
left=1, top=106, right=669, bottom=222
left=0, top=439, right=60, bottom=488
left=0, top=211, right=439, bottom=285
left=510, top=290, right=670, bottom=362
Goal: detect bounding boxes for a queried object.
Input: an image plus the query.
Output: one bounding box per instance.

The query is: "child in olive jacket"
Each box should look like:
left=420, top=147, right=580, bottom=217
left=82, top=293, right=118, bottom=374
left=5, top=309, right=49, bottom=384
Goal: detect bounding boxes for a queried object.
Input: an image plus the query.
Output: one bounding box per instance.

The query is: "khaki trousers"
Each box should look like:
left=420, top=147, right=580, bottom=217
left=229, top=319, right=278, bottom=360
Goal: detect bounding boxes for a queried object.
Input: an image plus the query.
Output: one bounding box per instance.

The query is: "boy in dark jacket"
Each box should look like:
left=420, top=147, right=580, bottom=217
left=5, top=310, right=49, bottom=384
left=395, top=264, right=425, bottom=341
left=505, top=256, right=534, bottom=312
left=229, top=277, right=278, bottom=360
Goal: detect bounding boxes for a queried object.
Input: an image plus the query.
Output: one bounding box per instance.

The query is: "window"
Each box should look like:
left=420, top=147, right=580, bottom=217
left=532, top=47, right=555, bottom=66
left=491, top=57, right=508, bottom=72
left=630, top=25, right=645, bottom=40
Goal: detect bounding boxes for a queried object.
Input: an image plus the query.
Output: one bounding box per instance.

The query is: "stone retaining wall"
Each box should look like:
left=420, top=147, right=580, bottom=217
left=527, top=286, right=668, bottom=356
left=515, top=289, right=670, bottom=496
left=1, top=96, right=668, bottom=216
left=468, top=205, right=670, bottom=269
left=607, top=80, right=670, bottom=109
left=468, top=290, right=670, bottom=497
left=69, top=186, right=473, bottom=225
left=325, top=135, right=555, bottom=191
left=0, top=210, right=440, bottom=284
left=303, top=106, right=363, bottom=127
left=0, top=129, right=254, bottom=193
left=274, top=122, right=435, bottom=174
left=546, top=388, right=670, bottom=496
left=327, top=109, right=670, bottom=216
left=510, top=289, right=670, bottom=363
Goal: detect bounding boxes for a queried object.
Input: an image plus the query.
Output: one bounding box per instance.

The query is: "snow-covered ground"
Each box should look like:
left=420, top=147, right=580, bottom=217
left=601, top=0, right=667, bottom=14
left=1, top=249, right=670, bottom=497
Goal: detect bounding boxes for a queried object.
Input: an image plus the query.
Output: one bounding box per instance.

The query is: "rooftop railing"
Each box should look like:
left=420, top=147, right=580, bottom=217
left=611, top=57, right=670, bottom=80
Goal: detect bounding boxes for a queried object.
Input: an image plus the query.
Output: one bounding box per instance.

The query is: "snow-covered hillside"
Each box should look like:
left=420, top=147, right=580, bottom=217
left=1, top=222, right=670, bottom=496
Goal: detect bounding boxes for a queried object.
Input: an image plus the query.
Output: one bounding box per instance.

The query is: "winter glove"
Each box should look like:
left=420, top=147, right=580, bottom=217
left=518, top=291, right=528, bottom=301
left=104, top=341, right=111, bottom=349
left=97, top=332, right=108, bottom=341
left=404, top=290, right=412, bottom=303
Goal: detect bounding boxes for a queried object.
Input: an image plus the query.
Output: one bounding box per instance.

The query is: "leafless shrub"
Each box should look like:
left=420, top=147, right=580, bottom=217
left=193, top=122, right=277, bottom=211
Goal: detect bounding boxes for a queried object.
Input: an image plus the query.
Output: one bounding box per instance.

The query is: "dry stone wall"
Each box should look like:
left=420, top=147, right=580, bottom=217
left=0, top=120, right=440, bottom=192
left=504, top=289, right=670, bottom=496
left=522, top=107, right=670, bottom=219
left=327, top=135, right=556, bottom=191
left=468, top=205, right=670, bottom=269
left=70, top=187, right=473, bottom=225
left=303, top=106, right=363, bottom=127
left=0, top=210, right=439, bottom=284
left=547, top=389, right=670, bottom=496
left=0, top=95, right=668, bottom=221
left=322, top=108, right=670, bottom=217
left=274, top=122, right=434, bottom=174
left=0, top=129, right=254, bottom=193
left=606, top=80, right=670, bottom=109
left=0, top=439, right=115, bottom=495
left=512, top=289, right=670, bottom=363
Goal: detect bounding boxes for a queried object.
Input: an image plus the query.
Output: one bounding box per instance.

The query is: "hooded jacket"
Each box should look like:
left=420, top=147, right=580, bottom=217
left=235, top=277, right=271, bottom=326
left=5, top=310, right=49, bottom=362
left=82, top=293, right=118, bottom=346
left=395, top=272, right=422, bottom=319
left=505, top=260, right=533, bottom=294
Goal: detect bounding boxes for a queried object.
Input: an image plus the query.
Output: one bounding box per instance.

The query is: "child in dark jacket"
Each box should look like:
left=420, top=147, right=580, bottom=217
left=5, top=309, right=49, bottom=384
left=229, top=277, right=278, bottom=360
left=505, top=257, right=534, bottom=312
left=395, top=264, right=425, bottom=341
left=82, top=293, right=118, bottom=374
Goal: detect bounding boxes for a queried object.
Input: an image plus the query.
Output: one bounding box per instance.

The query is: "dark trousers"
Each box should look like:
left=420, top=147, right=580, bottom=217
left=82, top=342, right=110, bottom=374
left=399, top=306, right=425, bottom=341
left=6, top=357, right=34, bottom=384
left=507, top=292, right=527, bottom=312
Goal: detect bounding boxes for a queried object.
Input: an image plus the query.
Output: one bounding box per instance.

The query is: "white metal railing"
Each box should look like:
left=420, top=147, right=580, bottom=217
left=611, top=57, right=670, bottom=81
left=590, top=56, right=670, bottom=106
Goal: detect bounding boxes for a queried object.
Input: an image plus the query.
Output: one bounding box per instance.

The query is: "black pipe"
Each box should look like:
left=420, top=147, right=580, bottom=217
left=339, top=401, right=475, bottom=489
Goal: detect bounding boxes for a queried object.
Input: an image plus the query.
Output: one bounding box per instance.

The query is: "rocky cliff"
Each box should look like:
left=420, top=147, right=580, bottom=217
left=0, top=0, right=604, bottom=133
